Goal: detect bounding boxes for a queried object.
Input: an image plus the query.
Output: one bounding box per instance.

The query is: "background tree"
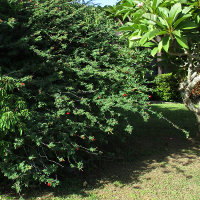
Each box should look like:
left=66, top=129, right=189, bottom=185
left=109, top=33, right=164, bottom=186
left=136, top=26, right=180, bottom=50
left=111, top=0, right=200, bottom=136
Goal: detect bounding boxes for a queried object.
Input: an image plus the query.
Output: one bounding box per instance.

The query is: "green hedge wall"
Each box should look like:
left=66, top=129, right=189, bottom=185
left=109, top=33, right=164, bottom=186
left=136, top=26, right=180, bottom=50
left=154, top=73, right=181, bottom=102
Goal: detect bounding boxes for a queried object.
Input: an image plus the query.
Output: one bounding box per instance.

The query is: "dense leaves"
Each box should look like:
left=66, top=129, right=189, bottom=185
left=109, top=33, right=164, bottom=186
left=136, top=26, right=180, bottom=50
left=114, top=0, right=199, bottom=55
left=154, top=73, right=181, bottom=102
left=0, top=0, right=153, bottom=192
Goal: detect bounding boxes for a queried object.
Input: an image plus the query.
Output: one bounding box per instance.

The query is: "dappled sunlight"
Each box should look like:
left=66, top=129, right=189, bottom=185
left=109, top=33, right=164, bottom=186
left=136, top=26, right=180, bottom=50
left=1, top=103, right=200, bottom=200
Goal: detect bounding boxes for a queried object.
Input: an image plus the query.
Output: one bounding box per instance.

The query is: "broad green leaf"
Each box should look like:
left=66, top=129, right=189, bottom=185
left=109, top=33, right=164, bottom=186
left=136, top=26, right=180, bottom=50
left=177, top=21, right=198, bottom=30
left=118, top=26, right=135, bottom=31
left=143, top=13, right=156, bottom=21
left=169, top=3, right=182, bottom=25
left=139, top=24, right=148, bottom=32
left=126, top=0, right=135, bottom=4
left=126, top=22, right=134, bottom=26
left=182, top=6, right=192, bottom=14
left=152, top=0, right=164, bottom=12
left=128, top=31, right=140, bottom=39
left=148, top=29, right=160, bottom=40
left=158, top=7, right=169, bottom=18
left=151, top=47, right=158, bottom=57
left=130, top=10, right=145, bottom=23
left=143, top=13, right=165, bottom=28
left=152, top=0, right=158, bottom=11
left=158, top=17, right=168, bottom=27
left=146, top=20, right=156, bottom=26
left=157, top=0, right=164, bottom=7
left=20, top=129, right=23, bottom=136
left=149, top=30, right=168, bottom=40
left=123, top=11, right=131, bottom=21
left=116, top=8, right=131, bottom=16
left=129, top=40, right=134, bottom=48
left=120, top=2, right=134, bottom=7
left=180, top=0, right=188, bottom=3
left=197, top=15, right=200, bottom=23
left=173, top=14, right=191, bottom=28
left=175, top=36, right=189, bottom=49
left=173, top=30, right=181, bottom=37
left=143, top=42, right=156, bottom=47
left=130, top=35, right=142, bottom=40
left=139, top=32, right=150, bottom=45
left=162, top=35, right=171, bottom=52
left=158, top=41, right=163, bottom=52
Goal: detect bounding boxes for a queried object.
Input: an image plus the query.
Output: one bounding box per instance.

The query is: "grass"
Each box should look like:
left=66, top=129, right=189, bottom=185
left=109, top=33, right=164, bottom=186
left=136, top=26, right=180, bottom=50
left=1, top=103, right=200, bottom=200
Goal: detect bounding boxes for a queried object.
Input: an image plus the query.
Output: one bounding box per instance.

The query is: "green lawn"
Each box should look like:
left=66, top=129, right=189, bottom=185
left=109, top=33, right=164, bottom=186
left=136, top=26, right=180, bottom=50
left=1, top=103, right=200, bottom=200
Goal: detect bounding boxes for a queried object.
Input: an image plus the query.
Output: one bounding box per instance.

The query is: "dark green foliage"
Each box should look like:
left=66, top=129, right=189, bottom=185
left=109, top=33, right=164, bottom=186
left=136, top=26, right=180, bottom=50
left=0, top=0, right=153, bottom=192
left=154, top=73, right=181, bottom=102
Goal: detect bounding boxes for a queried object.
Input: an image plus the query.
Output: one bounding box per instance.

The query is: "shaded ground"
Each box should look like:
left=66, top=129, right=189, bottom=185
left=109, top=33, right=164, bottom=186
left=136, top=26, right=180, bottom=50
left=85, top=144, right=200, bottom=200
left=1, top=104, right=200, bottom=200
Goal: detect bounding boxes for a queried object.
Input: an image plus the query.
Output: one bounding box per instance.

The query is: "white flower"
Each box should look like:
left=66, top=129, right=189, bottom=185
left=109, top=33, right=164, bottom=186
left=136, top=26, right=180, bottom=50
left=137, top=2, right=144, bottom=7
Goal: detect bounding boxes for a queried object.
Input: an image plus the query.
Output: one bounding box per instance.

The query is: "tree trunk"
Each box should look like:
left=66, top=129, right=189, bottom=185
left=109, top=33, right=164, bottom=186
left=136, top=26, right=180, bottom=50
left=157, top=55, right=163, bottom=74
left=195, top=113, right=200, bottom=137
left=156, top=36, right=163, bottom=75
left=178, top=54, right=200, bottom=138
left=180, top=81, right=200, bottom=138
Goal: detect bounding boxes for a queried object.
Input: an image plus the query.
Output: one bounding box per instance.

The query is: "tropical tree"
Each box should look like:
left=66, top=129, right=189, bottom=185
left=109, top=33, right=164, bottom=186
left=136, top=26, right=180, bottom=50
left=112, top=0, right=200, bottom=136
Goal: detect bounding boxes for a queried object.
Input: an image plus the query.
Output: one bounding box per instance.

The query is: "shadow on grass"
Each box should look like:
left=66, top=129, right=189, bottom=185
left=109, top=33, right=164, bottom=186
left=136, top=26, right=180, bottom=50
left=2, top=104, right=200, bottom=199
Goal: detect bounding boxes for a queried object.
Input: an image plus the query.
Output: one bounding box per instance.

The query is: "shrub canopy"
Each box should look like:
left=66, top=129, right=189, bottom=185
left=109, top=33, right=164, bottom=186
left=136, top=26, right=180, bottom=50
left=0, top=0, right=153, bottom=192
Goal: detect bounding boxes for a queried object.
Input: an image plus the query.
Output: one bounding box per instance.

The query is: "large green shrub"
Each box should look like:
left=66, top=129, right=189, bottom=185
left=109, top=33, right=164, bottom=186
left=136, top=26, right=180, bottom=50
left=0, top=0, right=153, bottom=192
left=154, top=73, right=181, bottom=102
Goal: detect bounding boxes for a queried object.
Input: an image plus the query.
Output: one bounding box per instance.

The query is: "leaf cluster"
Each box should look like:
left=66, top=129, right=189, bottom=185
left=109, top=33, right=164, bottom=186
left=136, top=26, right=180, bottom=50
left=114, top=0, right=200, bottom=56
